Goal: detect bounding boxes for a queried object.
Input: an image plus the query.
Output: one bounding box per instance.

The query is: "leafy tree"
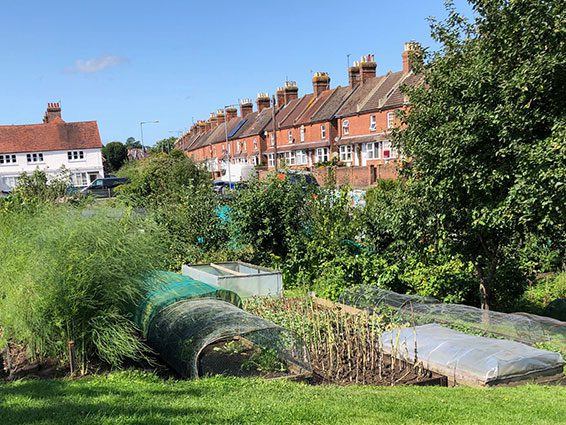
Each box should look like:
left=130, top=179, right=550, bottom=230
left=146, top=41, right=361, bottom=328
left=398, top=0, right=566, bottom=309
left=125, top=137, right=142, bottom=149
left=102, top=141, right=128, bottom=173
left=151, top=137, right=176, bottom=154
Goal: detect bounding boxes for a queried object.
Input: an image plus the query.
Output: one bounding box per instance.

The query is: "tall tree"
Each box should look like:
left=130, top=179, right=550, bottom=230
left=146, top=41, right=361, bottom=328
left=398, top=0, right=566, bottom=309
left=125, top=137, right=142, bottom=149
left=102, top=142, right=128, bottom=173
left=151, top=137, right=177, bottom=154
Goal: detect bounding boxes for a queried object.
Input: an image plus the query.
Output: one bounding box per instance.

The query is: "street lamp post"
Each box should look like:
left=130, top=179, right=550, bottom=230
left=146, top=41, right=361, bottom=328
left=140, top=120, right=159, bottom=152
left=223, top=105, right=236, bottom=189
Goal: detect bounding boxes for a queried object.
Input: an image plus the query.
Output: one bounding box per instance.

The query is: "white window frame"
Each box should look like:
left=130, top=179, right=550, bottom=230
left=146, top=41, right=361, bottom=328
left=365, top=142, right=381, bottom=160
left=315, top=147, right=329, bottom=163
left=387, top=111, right=395, bottom=129
left=270, top=133, right=275, bottom=146
left=2, top=176, right=19, bottom=189
left=369, top=115, right=377, bottom=131
left=288, top=130, right=294, bottom=144
left=342, top=119, right=349, bottom=135
left=71, top=172, right=89, bottom=187
left=67, top=151, right=85, bottom=161
left=320, top=124, right=326, bottom=140
left=284, top=151, right=296, bottom=165
left=0, top=154, right=17, bottom=165
left=339, top=145, right=352, bottom=162
left=300, top=125, right=305, bottom=142
left=253, top=138, right=258, bottom=151
left=296, top=150, right=308, bottom=165
left=27, top=152, right=44, bottom=163
left=382, top=141, right=396, bottom=160
left=268, top=153, right=275, bottom=167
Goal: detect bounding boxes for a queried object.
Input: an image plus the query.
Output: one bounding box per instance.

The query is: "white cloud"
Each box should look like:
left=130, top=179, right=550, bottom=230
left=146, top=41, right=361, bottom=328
left=68, top=55, right=129, bottom=74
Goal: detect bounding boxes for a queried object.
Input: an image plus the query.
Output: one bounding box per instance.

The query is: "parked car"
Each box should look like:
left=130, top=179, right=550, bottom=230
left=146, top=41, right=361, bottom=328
left=277, top=170, right=319, bottom=188
left=81, top=177, right=129, bottom=198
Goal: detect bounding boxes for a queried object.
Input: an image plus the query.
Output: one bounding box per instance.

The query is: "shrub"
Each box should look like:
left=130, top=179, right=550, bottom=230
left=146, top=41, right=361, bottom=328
left=0, top=206, right=166, bottom=373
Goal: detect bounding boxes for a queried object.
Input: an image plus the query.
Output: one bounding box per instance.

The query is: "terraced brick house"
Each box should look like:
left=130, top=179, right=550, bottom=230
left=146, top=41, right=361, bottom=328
left=175, top=43, right=421, bottom=187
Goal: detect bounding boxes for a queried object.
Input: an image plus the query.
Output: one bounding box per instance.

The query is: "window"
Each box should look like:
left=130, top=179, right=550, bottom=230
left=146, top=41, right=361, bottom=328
left=288, top=130, right=294, bottom=144
left=2, top=176, right=18, bottom=189
left=253, top=139, right=258, bottom=151
left=0, top=154, right=17, bottom=165
left=296, top=150, right=308, bottom=165
left=369, top=115, right=377, bottom=131
left=342, top=120, right=350, bottom=135
left=284, top=151, right=296, bottom=165
left=320, top=124, right=326, bottom=139
left=236, top=142, right=241, bottom=154
left=315, top=147, right=329, bottom=163
left=67, top=151, right=84, bottom=161
left=268, top=153, right=275, bottom=167
left=382, top=141, right=396, bottom=159
left=270, top=133, right=275, bottom=146
left=300, top=125, right=305, bottom=142
left=243, top=141, right=247, bottom=152
left=27, top=153, right=44, bottom=163
left=252, top=155, right=260, bottom=166
left=387, top=111, right=395, bottom=129
left=365, top=142, right=381, bottom=160
left=71, top=172, right=89, bottom=187
left=339, top=145, right=352, bottom=162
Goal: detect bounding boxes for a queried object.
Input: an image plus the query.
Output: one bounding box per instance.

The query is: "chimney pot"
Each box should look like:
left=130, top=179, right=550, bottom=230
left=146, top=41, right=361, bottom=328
left=256, top=93, right=271, bottom=112
left=240, top=99, right=253, bottom=118
left=402, top=41, right=421, bottom=74
left=360, top=54, right=377, bottom=83
left=283, top=81, right=299, bottom=104
left=43, top=101, right=62, bottom=123
left=312, top=72, right=331, bottom=97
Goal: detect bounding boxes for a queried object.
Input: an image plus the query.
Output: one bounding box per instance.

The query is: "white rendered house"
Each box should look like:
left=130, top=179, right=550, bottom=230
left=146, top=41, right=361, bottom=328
left=0, top=103, right=104, bottom=191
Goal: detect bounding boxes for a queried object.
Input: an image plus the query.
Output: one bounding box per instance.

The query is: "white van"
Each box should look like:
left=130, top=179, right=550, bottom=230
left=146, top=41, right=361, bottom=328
left=219, top=164, right=255, bottom=184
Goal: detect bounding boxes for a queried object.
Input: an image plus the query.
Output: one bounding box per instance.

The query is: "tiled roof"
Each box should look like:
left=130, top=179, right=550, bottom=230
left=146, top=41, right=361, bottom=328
left=359, top=71, right=405, bottom=113
left=239, top=108, right=273, bottom=137
left=265, top=140, right=329, bottom=154
left=310, top=86, right=353, bottom=122
left=0, top=118, right=102, bottom=154
left=294, top=89, right=335, bottom=125
left=276, top=95, right=314, bottom=129
left=336, top=133, right=389, bottom=145
left=382, top=73, right=423, bottom=109
left=335, top=77, right=385, bottom=117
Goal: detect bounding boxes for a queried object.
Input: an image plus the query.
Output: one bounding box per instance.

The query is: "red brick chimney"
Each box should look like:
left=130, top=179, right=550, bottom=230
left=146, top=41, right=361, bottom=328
left=197, top=120, right=207, bottom=134
left=348, top=63, right=361, bottom=88
left=216, top=109, right=226, bottom=125
left=256, top=93, right=271, bottom=112
left=225, top=106, right=238, bottom=120
left=209, top=112, right=218, bottom=128
left=402, top=41, right=420, bottom=74
left=360, top=54, right=377, bottom=83
left=283, top=81, right=299, bottom=104
left=276, top=87, right=285, bottom=107
left=43, top=102, right=62, bottom=123
left=205, top=119, right=212, bottom=132
left=313, top=72, right=331, bottom=97
left=240, top=99, right=253, bottom=118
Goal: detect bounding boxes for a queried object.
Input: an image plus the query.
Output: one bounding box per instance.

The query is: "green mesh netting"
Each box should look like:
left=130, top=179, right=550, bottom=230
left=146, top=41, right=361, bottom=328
left=134, top=271, right=242, bottom=337
left=134, top=271, right=311, bottom=378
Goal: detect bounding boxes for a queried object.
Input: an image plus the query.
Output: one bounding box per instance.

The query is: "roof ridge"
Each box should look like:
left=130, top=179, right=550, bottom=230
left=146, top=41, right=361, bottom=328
left=278, top=97, right=305, bottom=127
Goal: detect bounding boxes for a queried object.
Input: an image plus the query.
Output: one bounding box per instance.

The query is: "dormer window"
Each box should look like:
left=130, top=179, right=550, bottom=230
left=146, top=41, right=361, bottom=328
left=342, top=120, right=350, bottom=135
left=300, top=125, right=305, bottom=142
left=369, top=115, right=377, bottom=131
left=387, top=111, right=395, bottom=129
left=320, top=124, right=326, bottom=139
left=67, top=151, right=84, bottom=161
left=288, top=130, right=294, bottom=144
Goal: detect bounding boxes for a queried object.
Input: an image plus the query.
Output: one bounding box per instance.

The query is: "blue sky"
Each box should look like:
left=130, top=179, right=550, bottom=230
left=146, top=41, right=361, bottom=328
left=0, top=0, right=473, bottom=146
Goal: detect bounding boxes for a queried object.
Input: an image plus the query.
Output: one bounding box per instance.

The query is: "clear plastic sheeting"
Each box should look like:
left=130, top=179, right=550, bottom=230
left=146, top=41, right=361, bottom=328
left=339, top=285, right=566, bottom=350
left=146, top=298, right=311, bottom=378
left=339, top=286, right=438, bottom=309
left=382, top=324, right=564, bottom=386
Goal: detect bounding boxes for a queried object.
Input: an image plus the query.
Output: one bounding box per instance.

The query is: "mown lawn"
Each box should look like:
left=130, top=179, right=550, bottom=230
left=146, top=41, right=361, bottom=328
left=0, top=371, right=564, bottom=424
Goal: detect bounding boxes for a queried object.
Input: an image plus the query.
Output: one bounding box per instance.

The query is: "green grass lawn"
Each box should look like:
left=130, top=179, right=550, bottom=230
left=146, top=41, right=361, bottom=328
left=0, top=371, right=565, bottom=424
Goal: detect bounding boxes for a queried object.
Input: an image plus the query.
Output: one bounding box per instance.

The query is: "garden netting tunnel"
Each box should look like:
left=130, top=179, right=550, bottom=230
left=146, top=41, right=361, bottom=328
left=134, top=272, right=311, bottom=378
